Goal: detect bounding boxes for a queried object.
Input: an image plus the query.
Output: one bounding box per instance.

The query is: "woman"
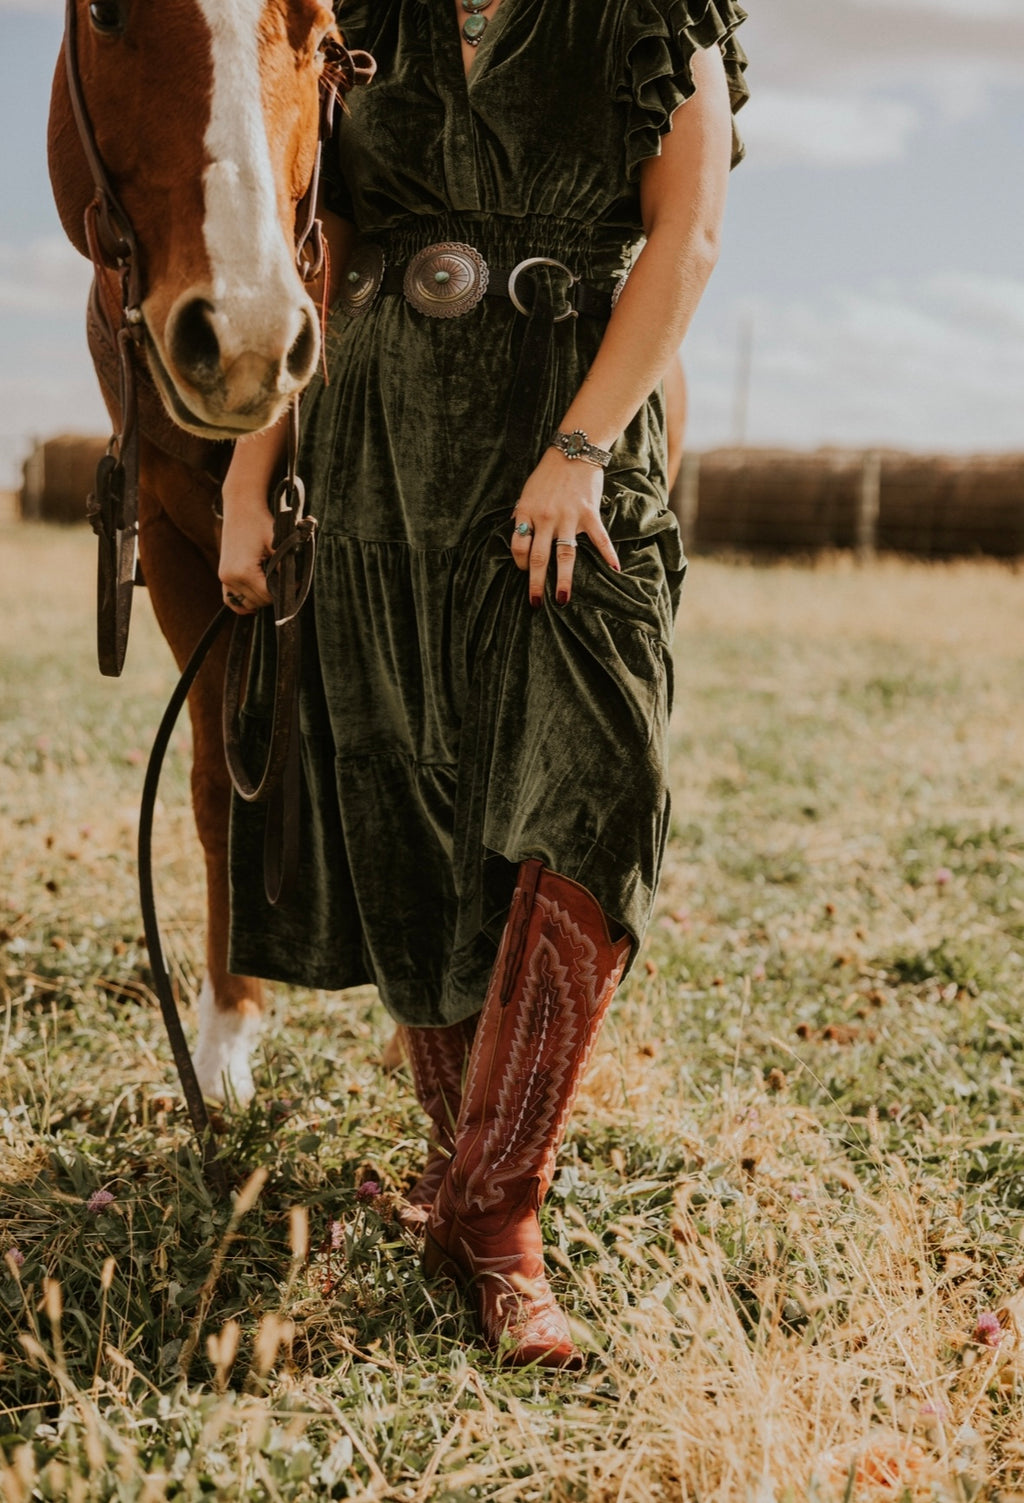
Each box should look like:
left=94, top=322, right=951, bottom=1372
left=219, top=0, right=747, bottom=1368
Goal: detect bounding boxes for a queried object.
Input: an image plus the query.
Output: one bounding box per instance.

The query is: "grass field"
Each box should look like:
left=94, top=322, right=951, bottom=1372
left=2, top=522, right=1024, bottom=1501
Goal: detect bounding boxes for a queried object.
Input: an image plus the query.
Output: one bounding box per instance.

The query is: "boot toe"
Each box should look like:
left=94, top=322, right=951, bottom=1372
left=493, top=1290, right=584, bottom=1370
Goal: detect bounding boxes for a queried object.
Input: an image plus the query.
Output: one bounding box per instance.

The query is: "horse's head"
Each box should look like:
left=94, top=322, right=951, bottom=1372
left=49, top=0, right=337, bottom=438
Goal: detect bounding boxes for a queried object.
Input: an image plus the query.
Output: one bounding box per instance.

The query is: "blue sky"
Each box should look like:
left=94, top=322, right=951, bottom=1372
left=1, top=0, right=1023, bottom=487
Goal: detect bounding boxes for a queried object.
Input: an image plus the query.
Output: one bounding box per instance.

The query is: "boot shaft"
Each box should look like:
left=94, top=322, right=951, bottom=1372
left=453, top=861, right=630, bottom=1217
left=401, top=1015, right=479, bottom=1151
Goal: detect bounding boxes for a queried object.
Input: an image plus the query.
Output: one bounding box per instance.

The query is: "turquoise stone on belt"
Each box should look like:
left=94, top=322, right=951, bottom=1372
left=462, top=12, right=488, bottom=43
left=462, top=0, right=490, bottom=11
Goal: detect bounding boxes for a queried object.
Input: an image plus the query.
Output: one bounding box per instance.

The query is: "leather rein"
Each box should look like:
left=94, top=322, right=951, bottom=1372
left=62, top=0, right=373, bottom=1175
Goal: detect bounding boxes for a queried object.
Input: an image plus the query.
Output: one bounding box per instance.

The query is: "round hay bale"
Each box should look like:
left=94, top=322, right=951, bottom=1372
left=876, top=453, right=1024, bottom=559
left=19, top=434, right=108, bottom=525
left=688, top=447, right=865, bottom=555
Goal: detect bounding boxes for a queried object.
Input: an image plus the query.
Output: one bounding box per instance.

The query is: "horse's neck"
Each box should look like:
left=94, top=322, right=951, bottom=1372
left=48, top=48, right=95, bottom=262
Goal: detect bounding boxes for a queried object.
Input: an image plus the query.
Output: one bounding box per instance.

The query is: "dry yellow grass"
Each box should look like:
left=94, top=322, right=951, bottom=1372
left=2, top=525, right=1024, bottom=1501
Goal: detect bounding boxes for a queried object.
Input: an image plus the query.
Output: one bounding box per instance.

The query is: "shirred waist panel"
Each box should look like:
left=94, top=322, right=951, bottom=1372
left=359, top=212, right=642, bottom=284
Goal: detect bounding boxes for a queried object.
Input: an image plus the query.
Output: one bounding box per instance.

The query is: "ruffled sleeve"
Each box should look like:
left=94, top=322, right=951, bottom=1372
left=615, top=0, right=749, bottom=181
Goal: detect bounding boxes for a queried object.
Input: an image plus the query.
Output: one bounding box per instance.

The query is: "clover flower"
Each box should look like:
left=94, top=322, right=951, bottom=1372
left=973, top=1311, right=1003, bottom=1347
left=87, top=1189, right=115, bottom=1213
left=356, top=1180, right=381, bottom=1201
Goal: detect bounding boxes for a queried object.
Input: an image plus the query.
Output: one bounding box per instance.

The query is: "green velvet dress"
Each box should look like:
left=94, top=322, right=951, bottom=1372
left=228, top=0, right=748, bottom=1026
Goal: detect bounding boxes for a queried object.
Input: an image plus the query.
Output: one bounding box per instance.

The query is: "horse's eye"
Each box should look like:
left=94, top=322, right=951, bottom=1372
left=88, top=0, right=125, bottom=36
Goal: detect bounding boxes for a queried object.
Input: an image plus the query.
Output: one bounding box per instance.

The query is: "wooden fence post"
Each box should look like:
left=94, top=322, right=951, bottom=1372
left=857, top=450, right=881, bottom=561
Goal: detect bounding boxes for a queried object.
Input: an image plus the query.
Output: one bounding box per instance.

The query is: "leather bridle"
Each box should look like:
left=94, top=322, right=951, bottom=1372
left=62, top=0, right=370, bottom=676
left=61, top=0, right=373, bottom=1177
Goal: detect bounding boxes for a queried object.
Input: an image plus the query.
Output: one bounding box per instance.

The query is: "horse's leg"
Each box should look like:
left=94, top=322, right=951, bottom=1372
left=137, top=440, right=265, bottom=1105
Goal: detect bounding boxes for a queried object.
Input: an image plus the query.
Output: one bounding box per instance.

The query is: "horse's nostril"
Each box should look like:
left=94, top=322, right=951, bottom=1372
left=286, top=309, right=317, bottom=380
left=169, top=298, right=220, bottom=383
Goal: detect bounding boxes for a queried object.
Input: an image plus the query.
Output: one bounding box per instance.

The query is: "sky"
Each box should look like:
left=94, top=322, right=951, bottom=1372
left=0, top=0, right=1022, bottom=489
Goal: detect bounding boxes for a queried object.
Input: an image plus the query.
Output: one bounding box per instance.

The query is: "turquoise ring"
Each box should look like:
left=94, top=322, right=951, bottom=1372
left=514, top=520, right=534, bottom=537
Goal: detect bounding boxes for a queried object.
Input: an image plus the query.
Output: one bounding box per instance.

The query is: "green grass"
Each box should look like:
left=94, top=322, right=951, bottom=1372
left=4, top=529, right=1024, bottom=1499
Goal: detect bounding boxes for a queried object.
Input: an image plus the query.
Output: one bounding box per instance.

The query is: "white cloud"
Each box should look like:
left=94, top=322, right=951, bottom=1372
left=741, top=0, right=1024, bottom=168
left=850, top=0, right=1022, bottom=17
left=0, top=237, right=92, bottom=314
left=752, top=0, right=1024, bottom=80
left=686, top=272, right=1024, bottom=454
left=742, top=90, right=920, bottom=167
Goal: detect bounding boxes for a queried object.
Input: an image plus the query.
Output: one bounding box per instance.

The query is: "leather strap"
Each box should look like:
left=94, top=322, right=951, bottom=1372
left=378, top=262, right=613, bottom=320
left=221, top=404, right=318, bottom=906
left=87, top=277, right=232, bottom=481
left=504, top=271, right=567, bottom=469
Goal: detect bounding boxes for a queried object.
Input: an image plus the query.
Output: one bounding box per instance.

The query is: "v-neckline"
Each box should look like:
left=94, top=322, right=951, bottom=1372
left=453, top=0, right=513, bottom=86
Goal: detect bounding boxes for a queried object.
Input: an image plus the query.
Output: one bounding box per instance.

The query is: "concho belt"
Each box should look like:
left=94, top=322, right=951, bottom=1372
left=338, top=240, right=620, bottom=322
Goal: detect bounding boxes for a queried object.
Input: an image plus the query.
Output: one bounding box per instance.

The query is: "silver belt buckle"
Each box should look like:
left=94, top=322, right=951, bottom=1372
left=338, top=243, right=385, bottom=316
left=507, top=257, right=579, bottom=323
left=404, top=242, right=489, bottom=318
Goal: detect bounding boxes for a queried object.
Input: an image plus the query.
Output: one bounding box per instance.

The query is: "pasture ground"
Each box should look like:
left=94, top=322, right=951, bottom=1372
left=2, top=523, right=1024, bottom=1502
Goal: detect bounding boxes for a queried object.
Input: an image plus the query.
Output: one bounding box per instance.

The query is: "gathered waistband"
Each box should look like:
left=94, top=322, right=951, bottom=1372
left=361, top=213, right=640, bottom=283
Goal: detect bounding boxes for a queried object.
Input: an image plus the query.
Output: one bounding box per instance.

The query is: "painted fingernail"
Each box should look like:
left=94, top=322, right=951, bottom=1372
left=530, top=595, right=541, bottom=610
left=556, top=589, right=569, bottom=607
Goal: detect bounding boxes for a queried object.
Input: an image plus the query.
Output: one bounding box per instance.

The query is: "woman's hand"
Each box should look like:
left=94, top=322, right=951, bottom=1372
left=510, top=448, right=620, bottom=607
left=219, top=488, right=275, bottom=614
left=218, top=422, right=287, bottom=613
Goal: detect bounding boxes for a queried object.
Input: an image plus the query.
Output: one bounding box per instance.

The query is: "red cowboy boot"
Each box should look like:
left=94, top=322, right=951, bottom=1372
left=423, top=860, right=630, bottom=1368
left=397, top=1016, right=478, bottom=1231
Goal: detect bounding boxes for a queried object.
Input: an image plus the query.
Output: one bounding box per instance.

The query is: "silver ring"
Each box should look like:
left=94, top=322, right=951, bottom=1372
left=514, top=520, right=534, bottom=537
left=507, top=257, right=579, bottom=323
left=227, top=592, right=247, bottom=609
left=554, top=537, right=578, bottom=549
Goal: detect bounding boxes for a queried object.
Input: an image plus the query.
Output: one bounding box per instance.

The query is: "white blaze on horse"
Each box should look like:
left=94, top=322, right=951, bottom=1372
left=48, top=0, right=345, bottom=1105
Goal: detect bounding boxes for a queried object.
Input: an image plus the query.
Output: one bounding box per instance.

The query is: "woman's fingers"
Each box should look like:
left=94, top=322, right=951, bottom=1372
left=223, top=588, right=259, bottom=615
left=509, top=514, right=533, bottom=571
left=220, top=559, right=273, bottom=613
left=528, top=528, right=553, bottom=607
left=584, top=516, right=621, bottom=574
left=219, top=508, right=275, bottom=613
left=553, top=538, right=578, bottom=606
left=511, top=512, right=621, bottom=605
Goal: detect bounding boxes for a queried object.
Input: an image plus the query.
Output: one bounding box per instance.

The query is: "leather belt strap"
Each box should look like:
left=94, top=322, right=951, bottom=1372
left=377, top=262, right=613, bottom=320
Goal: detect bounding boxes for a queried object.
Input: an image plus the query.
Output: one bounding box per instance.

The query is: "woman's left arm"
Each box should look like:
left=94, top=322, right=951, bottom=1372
left=511, top=43, right=734, bottom=606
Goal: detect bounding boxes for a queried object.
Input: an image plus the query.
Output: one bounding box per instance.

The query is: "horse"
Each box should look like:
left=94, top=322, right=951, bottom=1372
left=48, top=0, right=346, bottom=1106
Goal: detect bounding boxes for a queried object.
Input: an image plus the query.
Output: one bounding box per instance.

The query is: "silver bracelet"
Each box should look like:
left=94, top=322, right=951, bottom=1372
left=548, top=428, right=612, bottom=469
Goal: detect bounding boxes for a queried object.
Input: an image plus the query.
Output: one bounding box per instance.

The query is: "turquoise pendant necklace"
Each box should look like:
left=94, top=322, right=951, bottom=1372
left=461, top=0, right=495, bottom=47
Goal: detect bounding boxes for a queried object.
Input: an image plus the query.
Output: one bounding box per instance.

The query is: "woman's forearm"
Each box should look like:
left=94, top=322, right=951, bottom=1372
left=560, top=222, right=720, bottom=451
left=559, top=44, right=734, bottom=451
